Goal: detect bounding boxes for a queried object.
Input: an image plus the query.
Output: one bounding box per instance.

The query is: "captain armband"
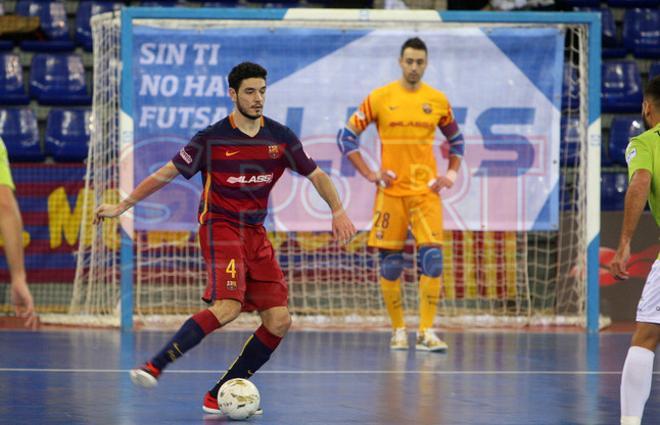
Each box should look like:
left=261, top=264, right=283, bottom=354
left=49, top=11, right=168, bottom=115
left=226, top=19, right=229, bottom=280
left=336, top=126, right=360, bottom=156
left=440, top=120, right=465, bottom=158
left=448, top=132, right=465, bottom=158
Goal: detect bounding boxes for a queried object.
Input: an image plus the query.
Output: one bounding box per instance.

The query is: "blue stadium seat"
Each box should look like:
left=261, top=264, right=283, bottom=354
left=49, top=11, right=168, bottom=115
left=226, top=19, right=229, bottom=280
left=601, top=145, right=613, bottom=167
left=600, top=8, right=628, bottom=58
left=0, top=0, right=13, bottom=51
left=16, top=0, right=75, bottom=51
left=650, top=62, right=660, bottom=79
left=562, top=64, right=580, bottom=111
left=602, top=61, right=643, bottom=113
left=45, top=108, right=91, bottom=162
left=609, top=116, right=644, bottom=166
left=577, top=8, right=627, bottom=57
left=0, top=2, right=12, bottom=51
left=0, top=53, right=29, bottom=105
left=0, top=41, right=13, bottom=51
left=623, top=9, right=660, bottom=58
left=608, top=0, right=659, bottom=7
left=600, top=8, right=617, bottom=48
left=613, top=173, right=629, bottom=210
left=76, top=2, right=123, bottom=51
left=29, top=53, right=91, bottom=105
left=560, top=116, right=580, bottom=166
left=0, top=108, right=43, bottom=162
left=601, top=173, right=628, bottom=211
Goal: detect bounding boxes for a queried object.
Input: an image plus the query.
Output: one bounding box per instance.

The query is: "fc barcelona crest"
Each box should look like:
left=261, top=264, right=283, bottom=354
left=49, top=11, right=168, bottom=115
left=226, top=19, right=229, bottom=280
left=422, top=103, right=433, bottom=114
left=268, top=145, right=280, bottom=159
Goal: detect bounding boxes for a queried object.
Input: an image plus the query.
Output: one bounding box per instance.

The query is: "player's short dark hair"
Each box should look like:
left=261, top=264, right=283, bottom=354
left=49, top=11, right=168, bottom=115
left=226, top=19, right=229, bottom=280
left=644, top=75, right=660, bottom=108
left=400, top=37, right=427, bottom=57
left=228, top=62, right=267, bottom=91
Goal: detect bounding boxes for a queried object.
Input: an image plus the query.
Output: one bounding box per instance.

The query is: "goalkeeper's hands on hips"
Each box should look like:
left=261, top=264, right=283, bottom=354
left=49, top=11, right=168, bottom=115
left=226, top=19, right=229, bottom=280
left=428, top=170, right=457, bottom=193
left=367, top=170, right=396, bottom=188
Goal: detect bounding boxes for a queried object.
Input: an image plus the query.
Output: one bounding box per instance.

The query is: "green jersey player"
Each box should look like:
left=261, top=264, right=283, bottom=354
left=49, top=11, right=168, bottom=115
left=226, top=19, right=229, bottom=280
left=609, top=75, right=660, bottom=425
left=0, top=137, right=37, bottom=328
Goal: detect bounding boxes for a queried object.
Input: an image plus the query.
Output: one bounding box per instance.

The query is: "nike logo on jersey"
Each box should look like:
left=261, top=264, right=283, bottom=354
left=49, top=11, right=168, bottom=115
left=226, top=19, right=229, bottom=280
left=225, top=151, right=240, bottom=157
left=388, top=105, right=398, bottom=111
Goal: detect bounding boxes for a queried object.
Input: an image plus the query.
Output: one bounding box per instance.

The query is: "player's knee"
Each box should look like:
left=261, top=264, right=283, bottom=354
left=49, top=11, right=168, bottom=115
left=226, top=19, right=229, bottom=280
left=418, top=245, right=443, bottom=278
left=379, top=250, right=404, bottom=281
left=631, top=323, right=660, bottom=351
left=209, top=299, right=242, bottom=324
left=262, top=309, right=292, bottom=337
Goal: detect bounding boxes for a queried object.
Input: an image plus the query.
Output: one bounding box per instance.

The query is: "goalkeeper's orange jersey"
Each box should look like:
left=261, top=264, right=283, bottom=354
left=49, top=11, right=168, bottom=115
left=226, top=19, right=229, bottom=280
left=350, top=81, right=455, bottom=197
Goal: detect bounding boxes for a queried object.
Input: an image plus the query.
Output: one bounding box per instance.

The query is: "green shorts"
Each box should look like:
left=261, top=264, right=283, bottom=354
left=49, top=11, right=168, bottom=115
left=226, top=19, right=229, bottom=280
left=0, top=138, right=16, bottom=190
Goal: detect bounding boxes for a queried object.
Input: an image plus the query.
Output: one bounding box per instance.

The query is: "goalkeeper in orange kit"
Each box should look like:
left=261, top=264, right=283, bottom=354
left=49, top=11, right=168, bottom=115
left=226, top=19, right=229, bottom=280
left=337, top=37, right=465, bottom=351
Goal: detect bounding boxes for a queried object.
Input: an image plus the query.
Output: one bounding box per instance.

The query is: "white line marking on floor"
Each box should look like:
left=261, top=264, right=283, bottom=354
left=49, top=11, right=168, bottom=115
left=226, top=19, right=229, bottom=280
left=0, top=368, right=634, bottom=375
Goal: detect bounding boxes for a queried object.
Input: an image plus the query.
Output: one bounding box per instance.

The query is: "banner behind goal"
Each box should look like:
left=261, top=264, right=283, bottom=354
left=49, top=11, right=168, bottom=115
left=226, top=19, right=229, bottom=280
left=63, top=8, right=602, bottom=331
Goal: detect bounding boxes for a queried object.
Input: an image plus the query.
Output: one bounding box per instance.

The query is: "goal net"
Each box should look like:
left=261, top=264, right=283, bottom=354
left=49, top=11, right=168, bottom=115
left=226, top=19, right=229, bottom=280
left=56, top=9, right=601, bottom=329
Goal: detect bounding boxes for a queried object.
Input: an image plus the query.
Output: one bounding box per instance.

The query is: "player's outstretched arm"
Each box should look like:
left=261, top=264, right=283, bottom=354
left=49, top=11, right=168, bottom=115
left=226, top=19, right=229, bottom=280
left=0, top=185, right=37, bottom=329
left=609, top=169, right=652, bottom=280
left=307, top=167, right=356, bottom=245
left=94, top=161, right=181, bottom=223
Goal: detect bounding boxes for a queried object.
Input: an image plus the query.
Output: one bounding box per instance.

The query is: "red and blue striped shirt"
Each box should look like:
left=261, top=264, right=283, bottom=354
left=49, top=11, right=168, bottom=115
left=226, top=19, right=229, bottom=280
left=171, top=114, right=317, bottom=226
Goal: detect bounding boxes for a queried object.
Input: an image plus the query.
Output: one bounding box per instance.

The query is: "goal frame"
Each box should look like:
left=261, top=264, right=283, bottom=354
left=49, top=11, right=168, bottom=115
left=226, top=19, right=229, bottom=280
left=115, top=8, right=601, bottom=332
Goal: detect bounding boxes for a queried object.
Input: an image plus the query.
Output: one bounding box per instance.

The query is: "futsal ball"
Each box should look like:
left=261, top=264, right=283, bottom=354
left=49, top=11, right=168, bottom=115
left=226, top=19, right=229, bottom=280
left=217, top=378, right=261, bottom=420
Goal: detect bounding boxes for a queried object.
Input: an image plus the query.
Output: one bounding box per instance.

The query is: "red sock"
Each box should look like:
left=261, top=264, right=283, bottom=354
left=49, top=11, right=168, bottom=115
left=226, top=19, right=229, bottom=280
left=255, top=325, right=282, bottom=350
left=192, top=309, right=222, bottom=334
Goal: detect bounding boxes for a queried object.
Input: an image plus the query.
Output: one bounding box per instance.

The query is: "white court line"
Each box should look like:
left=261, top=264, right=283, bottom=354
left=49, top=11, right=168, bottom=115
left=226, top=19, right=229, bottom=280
left=0, top=368, right=636, bottom=375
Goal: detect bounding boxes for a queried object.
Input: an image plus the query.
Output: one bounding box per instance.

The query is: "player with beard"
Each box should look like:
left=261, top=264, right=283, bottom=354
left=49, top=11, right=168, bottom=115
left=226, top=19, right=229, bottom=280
left=95, top=62, right=356, bottom=416
left=336, top=37, right=465, bottom=352
left=609, top=75, right=660, bottom=425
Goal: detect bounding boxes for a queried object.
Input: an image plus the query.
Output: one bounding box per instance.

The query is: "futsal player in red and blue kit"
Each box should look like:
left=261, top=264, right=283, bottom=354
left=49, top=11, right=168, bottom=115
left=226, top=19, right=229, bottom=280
left=95, top=62, right=356, bottom=416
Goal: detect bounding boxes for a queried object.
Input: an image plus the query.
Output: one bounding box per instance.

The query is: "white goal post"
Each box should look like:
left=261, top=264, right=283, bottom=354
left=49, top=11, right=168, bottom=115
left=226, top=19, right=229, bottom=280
left=61, top=8, right=602, bottom=332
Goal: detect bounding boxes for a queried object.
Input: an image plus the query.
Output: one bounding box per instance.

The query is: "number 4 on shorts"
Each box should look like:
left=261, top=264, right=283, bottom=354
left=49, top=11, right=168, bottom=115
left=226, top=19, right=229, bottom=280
left=226, top=259, right=237, bottom=279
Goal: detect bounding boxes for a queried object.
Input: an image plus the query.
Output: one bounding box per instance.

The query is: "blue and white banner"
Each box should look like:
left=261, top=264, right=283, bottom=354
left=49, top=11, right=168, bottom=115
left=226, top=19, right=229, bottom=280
left=125, top=24, right=564, bottom=232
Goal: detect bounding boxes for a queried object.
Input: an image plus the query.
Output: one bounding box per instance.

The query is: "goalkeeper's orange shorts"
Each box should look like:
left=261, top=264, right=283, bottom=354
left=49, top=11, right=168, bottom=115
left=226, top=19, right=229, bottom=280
left=367, top=190, right=444, bottom=251
left=199, top=221, right=288, bottom=312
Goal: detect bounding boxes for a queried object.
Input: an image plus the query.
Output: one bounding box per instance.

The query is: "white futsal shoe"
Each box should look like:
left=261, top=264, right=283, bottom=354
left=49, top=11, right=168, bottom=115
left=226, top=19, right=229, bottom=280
left=129, top=362, right=160, bottom=388
left=415, top=328, right=448, bottom=352
left=390, top=327, right=409, bottom=350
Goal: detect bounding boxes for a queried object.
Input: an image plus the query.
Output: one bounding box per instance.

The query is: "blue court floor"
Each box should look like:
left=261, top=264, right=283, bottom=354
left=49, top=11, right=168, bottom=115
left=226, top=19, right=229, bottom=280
left=0, top=329, right=656, bottom=425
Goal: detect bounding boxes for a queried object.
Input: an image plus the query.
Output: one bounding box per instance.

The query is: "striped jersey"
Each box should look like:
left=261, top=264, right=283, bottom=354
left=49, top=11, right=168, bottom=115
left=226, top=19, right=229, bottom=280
left=350, top=81, right=463, bottom=197
left=171, top=114, right=317, bottom=226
